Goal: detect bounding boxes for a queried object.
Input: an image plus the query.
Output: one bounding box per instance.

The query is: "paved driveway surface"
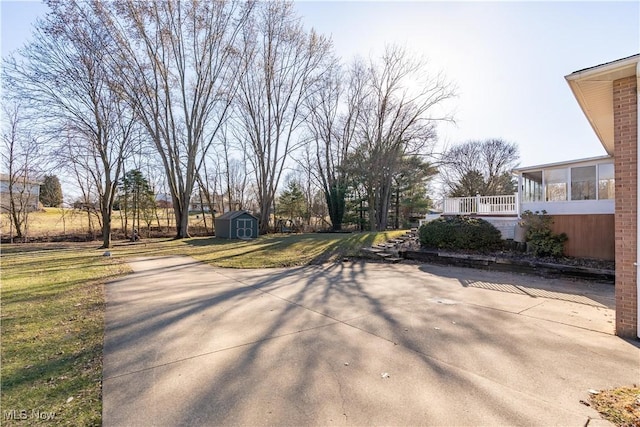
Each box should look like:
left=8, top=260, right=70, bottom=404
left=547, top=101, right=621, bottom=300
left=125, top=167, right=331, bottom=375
left=103, top=257, right=638, bottom=426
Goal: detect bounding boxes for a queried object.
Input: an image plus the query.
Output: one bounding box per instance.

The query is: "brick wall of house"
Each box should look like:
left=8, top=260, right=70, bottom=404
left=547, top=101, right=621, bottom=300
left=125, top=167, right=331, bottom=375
left=613, top=75, right=638, bottom=338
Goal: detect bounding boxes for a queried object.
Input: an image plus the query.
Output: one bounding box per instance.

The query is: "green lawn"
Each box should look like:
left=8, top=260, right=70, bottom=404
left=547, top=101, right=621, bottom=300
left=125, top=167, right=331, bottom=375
left=0, top=231, right=406, bottom=425
left=106, top=231, right=405, bottom=268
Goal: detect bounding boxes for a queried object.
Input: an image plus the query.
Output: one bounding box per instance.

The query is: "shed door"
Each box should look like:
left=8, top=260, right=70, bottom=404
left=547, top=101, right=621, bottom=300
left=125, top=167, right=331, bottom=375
left=236, top=218, right=253, bottom=239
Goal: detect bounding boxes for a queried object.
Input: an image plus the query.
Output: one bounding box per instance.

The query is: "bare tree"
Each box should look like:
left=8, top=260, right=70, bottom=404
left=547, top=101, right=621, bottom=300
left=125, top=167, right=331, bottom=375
left=4, top=1, right=135, bottom=248
left=440, top=138, right=519, bottom=197
left=94, top=0, right=253, bottom=239
left=218, top=124, right=252, bottom=213
left=305, top=60, right=366, bottom=230
left=65, top=134, right=103, bottom=239
left=0, top=103, right=41, bottom=241
left=235, top=1, right=333, bottom=234
left=194, top=157, right=222, bottom=234
left=353, top=46, right=455, bottom=231
left=293, top=145, right=320, bottom=227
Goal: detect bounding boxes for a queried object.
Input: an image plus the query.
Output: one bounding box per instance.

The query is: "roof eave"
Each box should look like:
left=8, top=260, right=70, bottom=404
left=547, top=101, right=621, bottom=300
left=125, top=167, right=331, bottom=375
left=565, top=54, right=640, bottom=156
left=512, top=154, right=614, bottom=174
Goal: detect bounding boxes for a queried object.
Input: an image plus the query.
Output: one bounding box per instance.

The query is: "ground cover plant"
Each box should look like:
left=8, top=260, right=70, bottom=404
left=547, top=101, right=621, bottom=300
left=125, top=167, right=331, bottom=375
left=0, top=231, right=404, bottom=425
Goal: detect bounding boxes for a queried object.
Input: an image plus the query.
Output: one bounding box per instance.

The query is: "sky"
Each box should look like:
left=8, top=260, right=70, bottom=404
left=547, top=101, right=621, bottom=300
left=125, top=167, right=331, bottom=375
left=1, top=0, right=639, bottom=170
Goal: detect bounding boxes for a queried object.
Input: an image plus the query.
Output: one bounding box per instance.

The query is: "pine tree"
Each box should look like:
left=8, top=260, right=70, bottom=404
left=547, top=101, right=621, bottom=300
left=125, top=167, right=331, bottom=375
left=39, top=175, right=63, bottom=207
left=277, top=182, right=307, bottom=222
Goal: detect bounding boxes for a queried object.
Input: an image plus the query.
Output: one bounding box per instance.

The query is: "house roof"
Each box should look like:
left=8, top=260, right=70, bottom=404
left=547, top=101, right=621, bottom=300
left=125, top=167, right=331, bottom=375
left=512, top=154, right=613, bottom=174
left=0, top=173, right=42, bottom=185
left=216, top=210, right=257, bottom=221
left=565, top=54, right=640, bottom=155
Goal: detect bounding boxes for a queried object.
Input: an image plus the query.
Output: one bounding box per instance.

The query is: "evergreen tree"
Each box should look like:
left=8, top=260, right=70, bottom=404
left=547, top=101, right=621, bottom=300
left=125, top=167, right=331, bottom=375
left=39, top=175, right=63, bottom=207
left=392, top=157, right=438, bottom=228
left=118, top=170, right=156, bottom=236
left=277, top=182, right=307, bottom=222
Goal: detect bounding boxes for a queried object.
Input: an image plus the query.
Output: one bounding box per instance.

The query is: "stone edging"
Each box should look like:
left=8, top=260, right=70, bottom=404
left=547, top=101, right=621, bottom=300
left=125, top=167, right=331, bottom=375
left=400, top=250, right=615, bottom=283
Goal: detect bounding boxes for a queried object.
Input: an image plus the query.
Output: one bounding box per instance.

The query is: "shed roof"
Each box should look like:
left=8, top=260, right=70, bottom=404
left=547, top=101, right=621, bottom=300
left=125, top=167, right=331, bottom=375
left=216, top=210, right=257, bottom=221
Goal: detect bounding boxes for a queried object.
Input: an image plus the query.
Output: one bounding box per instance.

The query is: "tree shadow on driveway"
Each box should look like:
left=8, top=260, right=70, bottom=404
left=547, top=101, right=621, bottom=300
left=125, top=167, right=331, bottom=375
left=102, top=258, right=637, bottom=426
left=418, top=262, right=615, bottom=309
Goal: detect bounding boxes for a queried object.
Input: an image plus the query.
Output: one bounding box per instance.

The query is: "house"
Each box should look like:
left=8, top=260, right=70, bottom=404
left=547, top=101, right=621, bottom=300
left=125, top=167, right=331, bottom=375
left=429, top=54, right=639, bottom=338
left=512, top=154, right=615, bottom=261
left=0, top=173, right=41, bottom=213
left=189, top=193, right=227, bottom=214
left=439, top=154, right=616, bottom=260
left=214, top=210, right=259, bottom=239
left=565, top=53, right=639, bottom=339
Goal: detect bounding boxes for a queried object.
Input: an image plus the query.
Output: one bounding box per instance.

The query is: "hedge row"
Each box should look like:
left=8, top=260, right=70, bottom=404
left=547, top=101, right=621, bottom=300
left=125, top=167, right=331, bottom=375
left=418, top=216, right=502, bottom=252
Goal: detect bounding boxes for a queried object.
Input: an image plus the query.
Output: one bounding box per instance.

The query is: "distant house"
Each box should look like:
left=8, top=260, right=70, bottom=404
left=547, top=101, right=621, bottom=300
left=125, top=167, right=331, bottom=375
left=0, top=173, right=41, bottom=213
left=155, top=193, right=173, bottom=209
left=189, top=193, right=227, bottom=214
left=214, top=210, right=259, bottom=239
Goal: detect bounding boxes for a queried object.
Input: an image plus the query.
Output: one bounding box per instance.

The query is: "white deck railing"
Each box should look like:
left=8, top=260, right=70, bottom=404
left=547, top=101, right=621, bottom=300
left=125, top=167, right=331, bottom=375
left=443, top=194, right=518, bottom=216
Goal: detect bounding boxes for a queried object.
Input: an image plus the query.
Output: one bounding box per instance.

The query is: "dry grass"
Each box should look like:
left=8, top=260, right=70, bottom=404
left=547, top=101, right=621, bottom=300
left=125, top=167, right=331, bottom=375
left=0, top=208, right=197, bottom=240
left=590, top=386, right=640, bottom=427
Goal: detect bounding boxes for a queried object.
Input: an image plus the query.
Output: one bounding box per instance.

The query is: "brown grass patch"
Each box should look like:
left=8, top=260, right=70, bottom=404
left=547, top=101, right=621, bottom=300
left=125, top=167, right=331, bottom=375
left=590, top=386, right=640, bottom=427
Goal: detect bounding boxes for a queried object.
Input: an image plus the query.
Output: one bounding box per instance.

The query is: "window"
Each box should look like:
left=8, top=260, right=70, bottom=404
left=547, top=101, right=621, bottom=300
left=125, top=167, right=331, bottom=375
left=571, top=165, right=596, bottom=200
left=544, top=169, right=567, bottom=201
left=598, top=163, right=614, bottom=200
left=521, top=171, right=543, bottom=202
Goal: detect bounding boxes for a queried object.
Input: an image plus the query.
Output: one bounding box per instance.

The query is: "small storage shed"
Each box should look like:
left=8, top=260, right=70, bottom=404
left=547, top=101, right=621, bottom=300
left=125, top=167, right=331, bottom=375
left=215, top=210, right=259, bottom=239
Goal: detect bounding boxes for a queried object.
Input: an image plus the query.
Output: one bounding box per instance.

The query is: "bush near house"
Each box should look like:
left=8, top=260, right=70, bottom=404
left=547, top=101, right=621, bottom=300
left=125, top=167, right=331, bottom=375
left=418, top=216, right=502, bottom=252
left=519, top=210, right=568, bottom=258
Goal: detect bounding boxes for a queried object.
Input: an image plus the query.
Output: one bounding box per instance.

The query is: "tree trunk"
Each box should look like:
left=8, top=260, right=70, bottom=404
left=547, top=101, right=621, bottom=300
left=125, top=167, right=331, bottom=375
left=101, top=205, right=111, bottom=248
left=377, top=176, right=394, bottom=231
left=8, top=194, right=24, bottom=239
left=173, top=191, right=192, bottom=239
left=368, top=192, right=377, bottom=232
left=173, top=206, right=190, bottom=239
left=258, top=210, right=269, bottom=235
left=325, top=185, right=345, bottom=231
left=394, top=184, right=400, bottom=229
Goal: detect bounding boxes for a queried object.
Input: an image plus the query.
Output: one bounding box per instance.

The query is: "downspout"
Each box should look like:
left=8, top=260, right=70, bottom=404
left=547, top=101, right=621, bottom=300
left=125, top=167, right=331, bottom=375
left=636, top=61, right=640, bottom=338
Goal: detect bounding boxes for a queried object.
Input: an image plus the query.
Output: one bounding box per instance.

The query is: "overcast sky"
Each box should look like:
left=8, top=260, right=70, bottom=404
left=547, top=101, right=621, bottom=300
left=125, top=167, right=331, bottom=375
left=2, top=1, right=639, bottom=169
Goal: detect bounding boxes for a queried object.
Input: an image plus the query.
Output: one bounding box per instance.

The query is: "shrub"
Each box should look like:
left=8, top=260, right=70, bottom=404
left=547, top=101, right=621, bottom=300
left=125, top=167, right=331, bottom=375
left=519, top=210, right=568, bottom=258
left=418, top=216, right=502, bottom=251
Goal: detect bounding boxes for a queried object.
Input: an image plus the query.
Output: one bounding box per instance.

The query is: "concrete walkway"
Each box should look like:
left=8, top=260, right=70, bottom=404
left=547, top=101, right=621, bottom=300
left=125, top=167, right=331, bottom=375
left=103, top=257, right=639, bottom=426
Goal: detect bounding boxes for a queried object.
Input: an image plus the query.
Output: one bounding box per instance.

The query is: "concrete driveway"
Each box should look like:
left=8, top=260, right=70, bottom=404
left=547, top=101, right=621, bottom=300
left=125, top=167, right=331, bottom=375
left=103, top=257, right=638, bottom=426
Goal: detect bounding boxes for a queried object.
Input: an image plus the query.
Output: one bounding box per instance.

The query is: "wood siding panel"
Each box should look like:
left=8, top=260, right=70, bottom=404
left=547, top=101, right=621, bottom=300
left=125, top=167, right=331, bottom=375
left=550, top=214, right=615, bottom=260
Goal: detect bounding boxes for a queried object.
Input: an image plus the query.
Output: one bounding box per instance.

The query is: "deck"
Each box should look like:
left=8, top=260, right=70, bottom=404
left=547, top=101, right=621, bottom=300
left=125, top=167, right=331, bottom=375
left=442, top=194, right=518, bottom=216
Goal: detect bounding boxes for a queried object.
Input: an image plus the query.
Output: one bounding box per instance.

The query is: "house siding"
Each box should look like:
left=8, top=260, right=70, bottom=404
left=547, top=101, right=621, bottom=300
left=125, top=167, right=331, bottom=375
left=613, top=75, right=638, bottom=338
left=549, top=214, right=614, bottom=260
